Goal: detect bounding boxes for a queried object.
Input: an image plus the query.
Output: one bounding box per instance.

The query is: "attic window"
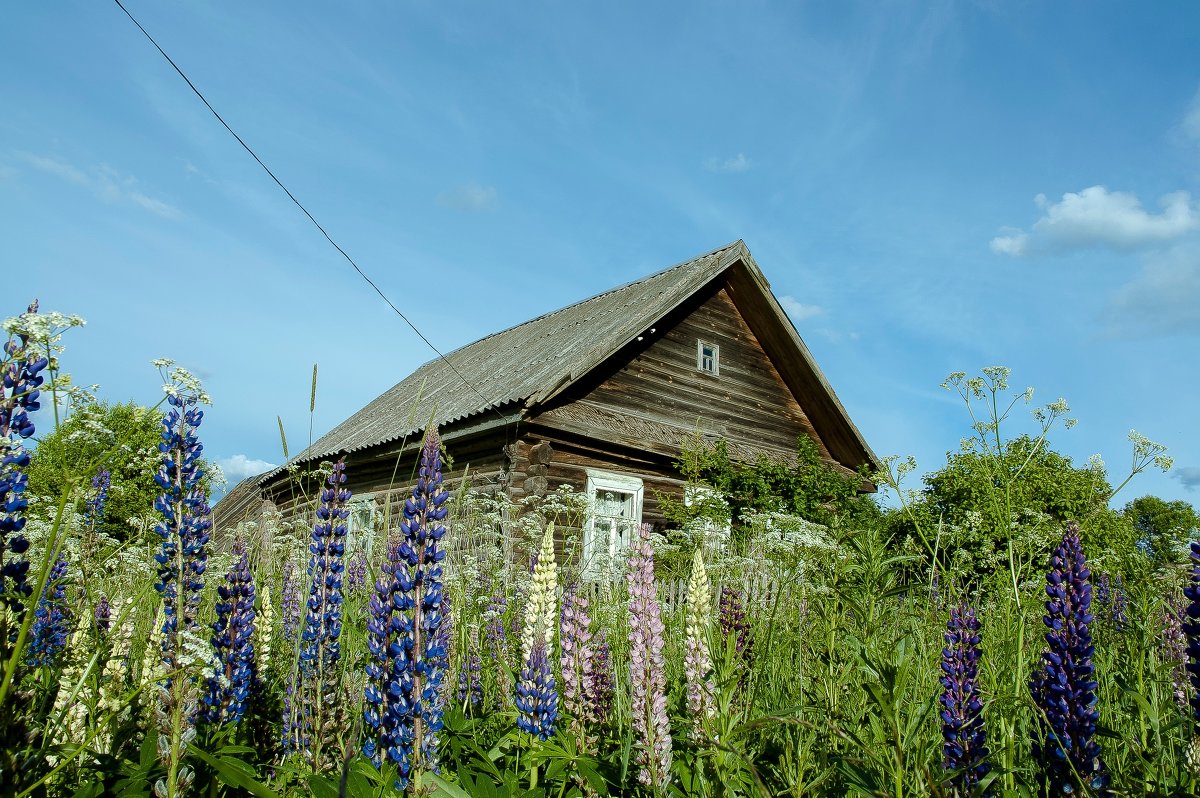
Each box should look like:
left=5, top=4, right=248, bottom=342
left=697, top=341, right=719, bottom=375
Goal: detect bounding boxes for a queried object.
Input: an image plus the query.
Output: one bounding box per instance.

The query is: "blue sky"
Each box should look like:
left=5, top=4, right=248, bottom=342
left=8, top=2, right=1200, bottom=506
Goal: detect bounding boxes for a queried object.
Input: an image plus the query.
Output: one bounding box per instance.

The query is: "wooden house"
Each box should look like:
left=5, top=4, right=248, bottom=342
left=215, top=240, right=877, bottom=566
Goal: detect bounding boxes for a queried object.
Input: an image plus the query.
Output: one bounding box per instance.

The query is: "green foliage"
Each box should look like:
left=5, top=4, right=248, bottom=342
left=1123, top=495, right=1199, bottom=568
left=27, top=401, right=187, bottom=543
left=664, top=434, right=880, bottom=539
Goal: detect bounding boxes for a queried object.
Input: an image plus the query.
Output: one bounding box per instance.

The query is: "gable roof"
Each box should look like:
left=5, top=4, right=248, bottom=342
left=278, top=240, right=876, bottom=476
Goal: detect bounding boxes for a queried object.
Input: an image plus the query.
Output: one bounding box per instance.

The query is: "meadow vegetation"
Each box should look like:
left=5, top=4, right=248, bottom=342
left=2, top=302, right=1198, bottom=798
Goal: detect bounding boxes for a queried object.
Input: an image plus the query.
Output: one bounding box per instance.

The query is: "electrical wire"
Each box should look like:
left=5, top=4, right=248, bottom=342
left=112, top=0, right=511, bottom=434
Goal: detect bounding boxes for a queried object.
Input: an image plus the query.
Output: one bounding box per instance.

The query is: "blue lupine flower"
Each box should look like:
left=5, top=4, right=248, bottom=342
left=85, top=468, right=111, bottom=530
left=363, top=433, right=449, bottom=786
left=940, top=602, right=989, bottom=794
left=151, top=389, right=211, bottom=786
left=457, top=642, right=482, bottom=711
left=1181, top=540, right=1200, bottom=734
left=1030, top=522, right=1109, bottom=794
left=292, top=458, right=350, bottom=766
left=1, top=301, right=48, bottom=619
left=515, top=640, right=558, bottom=741
left=202, top=538, right=257, bottom=725
left=26, top=550, right=71, bottom=667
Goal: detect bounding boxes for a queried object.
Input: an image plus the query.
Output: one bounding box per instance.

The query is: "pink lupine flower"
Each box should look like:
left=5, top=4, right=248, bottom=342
left=627, top=523, right=672, bottom=791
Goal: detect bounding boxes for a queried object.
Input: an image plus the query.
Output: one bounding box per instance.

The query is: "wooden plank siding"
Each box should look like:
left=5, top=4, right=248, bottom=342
left=533, top=283, right=830, bottom=469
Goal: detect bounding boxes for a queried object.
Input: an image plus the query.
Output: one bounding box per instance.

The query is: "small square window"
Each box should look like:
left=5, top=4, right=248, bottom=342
left=697, top=340, right=719, bottom=375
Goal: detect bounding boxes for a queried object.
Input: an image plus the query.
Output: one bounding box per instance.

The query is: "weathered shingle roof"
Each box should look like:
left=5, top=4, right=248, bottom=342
left=286, top=241, right=743, bottom=468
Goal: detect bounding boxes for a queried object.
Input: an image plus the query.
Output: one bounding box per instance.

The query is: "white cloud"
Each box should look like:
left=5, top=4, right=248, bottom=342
left=779, top=295, right=825, bottom=321
left=1103, top=243, right=1200, bottom=336
left=704, top=153, right=751, bottom=173
left=1174, top=466, right=1200, bottom=492
left=991, top=186, right=1199, bottom=256
left=18, top=152, right=182, bottom=218
left=436, top=183, right=497, bottom=211
left=218, top=454, right=276, bottom=484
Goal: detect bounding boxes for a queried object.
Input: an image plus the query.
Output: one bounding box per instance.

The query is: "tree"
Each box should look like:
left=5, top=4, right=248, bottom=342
left=1123, top=495, right=1198, bottom=567
left=27, top=401, right=171, bottom=542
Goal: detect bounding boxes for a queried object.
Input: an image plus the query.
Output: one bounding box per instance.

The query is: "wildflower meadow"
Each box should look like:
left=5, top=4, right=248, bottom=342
left=3, top=300, right=1200, bottom=798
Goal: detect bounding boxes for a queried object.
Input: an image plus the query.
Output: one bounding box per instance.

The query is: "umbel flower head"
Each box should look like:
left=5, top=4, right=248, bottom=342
left=1, top=300, right=49, bottom=619
left=939, top=602, right=989, bottom=795
left=627, top=523, right=672, bottom=791
left=202, top=538, right=257, bottom=725
left=1030, top=522, right=1109, bottom=794
left=363, top=432, right=450, bottom=787
left=1182, top=541, right=1200, bottom=733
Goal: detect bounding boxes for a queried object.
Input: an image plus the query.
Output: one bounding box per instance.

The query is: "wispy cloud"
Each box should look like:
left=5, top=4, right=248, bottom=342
left=1102, top=243, right=1200, bottom=336
left=704, top=153, right=751, bottom=173
left=217, top=454, right=276, bottom=485
left=779, top=295, right=825, bottom=321
left=18, top=152, right=182, bottom=219
left=990, top=186, right=1198, bottom=256
left=436, top=182, right=497, bottom=211
left=1174, top=466, right=1200, bottom=492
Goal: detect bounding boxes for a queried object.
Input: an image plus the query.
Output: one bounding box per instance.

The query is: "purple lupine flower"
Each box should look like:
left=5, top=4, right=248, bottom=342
left=456, top=625, right=482, bottom=711
left=85, top=468, right=111, bottom=529
left=515, top=639, right=558, bottom=740
left=95, top=593, right=112, bottom=636
left=1182, top=541, right=1200, bottom=733
left=559, top=586, right=597, bottom=734
left=281, top=559, right=301, bottom=644
left=1095, top=573, right=1111, bottom=607
left=1030, top=522, right=1109, bottom=794
left=1163, top=598, right=1189, bottom=710
left=485, top=591, right=510, bottom=664
left=363, top=433, right=449, bottom=786
left=27, top=550, right=71, bottom=667
left=1110, top=575, right=1128, bottom=631
left=587, top=632, right=615, bottom=728
left=202, top=538, right=257, bottom=725
left=294, top=458, right=350, bottom=767
left=939, top=602, right=989, bottom=794
left=346, top=548, right=368, bottom=594
left=627, top=523, right=671, bottom=791
left=719, top=584, right=753, bottom=692
left=1, top=301, right=48, bottom=623
left=151, top=388, right=212, bottom=798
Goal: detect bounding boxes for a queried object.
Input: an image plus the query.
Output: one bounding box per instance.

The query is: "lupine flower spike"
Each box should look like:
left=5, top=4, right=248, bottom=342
left=1030, top=522, right=1109, bottom=794
left=202, top=538, right=257, bottom=725
left=363, top=432, right=449, bottom=787
left=560, top=586, right=597, bottom=740
left=514, top=522, right=559, bottom=743
left=1182, top=541, right=1200, bottom=734
left=26, top=550, right=71, bottom=668
left=1, top=301, right=48, bottom=629
left=940, top=602, right=989, bottom=795
left=151, top=387, right=212, bottom=798
left=516, top=639, right=558, bottom=740
left=294, top=458, right=351, bottom=769
left=718, top=584, right=753, bottom=692
left=628, top=523, right=672, bottom=792
left=685, top=549, right=716, bottom=735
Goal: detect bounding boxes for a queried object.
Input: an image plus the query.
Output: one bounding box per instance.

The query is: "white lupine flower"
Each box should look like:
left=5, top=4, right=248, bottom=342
left=521, top=523, right=558, bottom=663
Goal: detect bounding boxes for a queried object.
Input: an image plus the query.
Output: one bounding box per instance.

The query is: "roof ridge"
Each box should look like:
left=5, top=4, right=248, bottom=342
left=415, top=240, right=744, bottom=368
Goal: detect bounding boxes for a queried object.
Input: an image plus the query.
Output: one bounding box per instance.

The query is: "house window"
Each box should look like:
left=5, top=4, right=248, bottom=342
left=347, top=496, right=378, bottom=553
left=697, top=340, right=719, bottom=375
left=583, top=470, right=644, bottom=577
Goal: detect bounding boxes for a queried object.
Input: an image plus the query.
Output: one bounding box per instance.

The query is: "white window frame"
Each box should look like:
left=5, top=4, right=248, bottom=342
left=697, top=340, right=720, bottom=375
left=347, top=495, right=378, bottom=554
left=583, top=470, right=644, bottom=578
